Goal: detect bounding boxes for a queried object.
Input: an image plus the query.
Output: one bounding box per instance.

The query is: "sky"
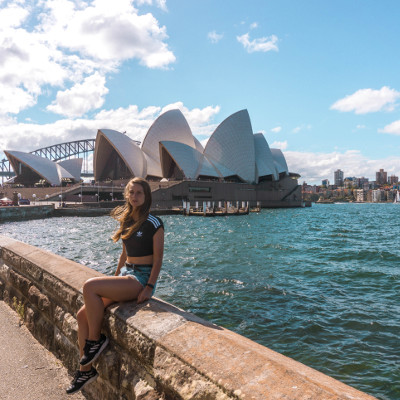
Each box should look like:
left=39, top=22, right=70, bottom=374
left=1, top=0, right=400, bottom=185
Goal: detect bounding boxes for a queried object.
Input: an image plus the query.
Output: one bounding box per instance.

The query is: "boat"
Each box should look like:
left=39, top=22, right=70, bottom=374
left=184, top=206, right=249, bottom=216
left=394, top=191, right=400, bottom=203
left=317, top=199, right=335, bottom=204
left=0, top=197, right=13, bottom=206
left=181, top=200, right=250, bottom=216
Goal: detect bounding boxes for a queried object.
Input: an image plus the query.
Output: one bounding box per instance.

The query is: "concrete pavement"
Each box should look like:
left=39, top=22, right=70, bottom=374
left=0, top=301, right=86, bottom=400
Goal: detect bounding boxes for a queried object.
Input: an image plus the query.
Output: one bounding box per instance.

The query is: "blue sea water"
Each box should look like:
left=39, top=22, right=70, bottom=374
left=2, top=203, right=399, bottom=399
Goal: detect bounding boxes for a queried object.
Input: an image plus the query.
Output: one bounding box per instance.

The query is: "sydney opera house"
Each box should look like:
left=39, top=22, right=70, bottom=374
left=94, top=109, right=289, bottom=183
left=4, top=151, right=82, bottom=186
left=93, top=108, right=301, bottom=207
left=3, top=109, right=302, bottom=207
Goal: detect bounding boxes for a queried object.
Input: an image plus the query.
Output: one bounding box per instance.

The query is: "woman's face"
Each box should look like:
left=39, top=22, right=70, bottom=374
left=127, top=183, right=145, bottom=208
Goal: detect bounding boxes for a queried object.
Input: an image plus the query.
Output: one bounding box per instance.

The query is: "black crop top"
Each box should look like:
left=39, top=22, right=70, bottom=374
left=122, top=214, right=164, bottom=257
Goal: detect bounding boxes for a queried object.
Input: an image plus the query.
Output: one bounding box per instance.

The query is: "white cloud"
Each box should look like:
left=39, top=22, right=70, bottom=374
left=379, top=120, right=400, bottom=135
left=0, top=84, right=36, bottom=114
left=135, top=0, right=168, bottom=11
left=356, top=124, right=366, bottom=129
left=0, top=2, right=29, bottom=28
left=0, top=102, right=220, bottom=153
left=237, top=33, right=278, bottom=53
left=0, top=0, right=175, bottom=116
left=271, top=126, right=282, bottom=133
left=47, top=72, right=109, bottom=117
left=250, top=22, right=258, bottom=30
left=330, top=86, right=400, bottom=114
left=285, top=149, right=400, bottom=185
left=41, top=0, right=175, bottom=68
left=292, top=124, right=311, bottom=134
left=270, top=140, right=287, bottom=150
left=208, top=31, right=223, bottom=44
left=0, top=25, right=69, bottom=116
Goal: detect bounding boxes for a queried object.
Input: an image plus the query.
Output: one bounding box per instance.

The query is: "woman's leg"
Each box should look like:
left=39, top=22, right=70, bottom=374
left=66, top=279, right=141, bottom=394
left=82, top=276, right=143, bottom=341
left=76, top=298, right=115, bottom=371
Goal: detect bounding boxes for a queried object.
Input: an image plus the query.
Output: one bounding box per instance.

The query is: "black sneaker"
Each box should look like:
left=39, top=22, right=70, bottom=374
left=66, top=367, right=98, bottom=394
left=80, top=334, right=109, bottom=366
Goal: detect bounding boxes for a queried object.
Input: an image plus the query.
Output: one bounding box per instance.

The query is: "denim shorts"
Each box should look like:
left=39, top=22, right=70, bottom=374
left=121, top=263, right=156, bottom=294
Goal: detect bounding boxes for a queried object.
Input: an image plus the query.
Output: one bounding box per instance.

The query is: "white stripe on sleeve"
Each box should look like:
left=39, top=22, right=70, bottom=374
left=148, top=214, right=160, bottom=228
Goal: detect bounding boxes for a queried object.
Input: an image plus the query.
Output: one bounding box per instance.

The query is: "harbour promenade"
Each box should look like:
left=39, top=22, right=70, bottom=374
left=0, top=300, right=86, bottom=400
left=0, top=234, right=378, bottom=400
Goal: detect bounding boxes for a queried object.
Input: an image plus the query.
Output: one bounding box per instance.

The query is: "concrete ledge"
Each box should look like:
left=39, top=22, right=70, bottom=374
left=0, top=205, right=54, bottom=222
left=0, top=234, right=377, bottom=400
left=0, top=205, right=186, bottom=221
left=54, top=207, right=112, bottom=217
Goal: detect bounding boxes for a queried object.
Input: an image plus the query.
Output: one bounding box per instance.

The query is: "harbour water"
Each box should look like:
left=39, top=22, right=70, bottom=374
left=2, top=203, right=399, bottom=400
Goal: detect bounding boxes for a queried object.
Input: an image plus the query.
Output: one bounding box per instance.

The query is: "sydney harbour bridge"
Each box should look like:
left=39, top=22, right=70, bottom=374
left=0, top=139, right=96, bottom=182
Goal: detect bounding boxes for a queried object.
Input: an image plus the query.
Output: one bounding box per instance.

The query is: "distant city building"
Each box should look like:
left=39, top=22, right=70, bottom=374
left=355, top=189, right=365, bottom=202
left=372, top=189, right=384, bottom=202
left=386, top=190, right=395, bottom=202
left=388, top=175, right=399, bottom=185
left=321, top=179, right=329, bottom=187
left=369, top=181, right=378, bottom=189
left=334, top=169, right=344, bottom=186
left=362, top=180, right=370, bottom=190
left=344, top=177, right=356, bottom=188
left=355, top=177, right=369, bottom=189
left=376, top=169, right=387, bottom=185
left=302, top=182, right=313, bottom=192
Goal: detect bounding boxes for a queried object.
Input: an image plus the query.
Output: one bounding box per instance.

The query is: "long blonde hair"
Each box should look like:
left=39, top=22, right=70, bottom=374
left=111, top=177, right=152, bottom=242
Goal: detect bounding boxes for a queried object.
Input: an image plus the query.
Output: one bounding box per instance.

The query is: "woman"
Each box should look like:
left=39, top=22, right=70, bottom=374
left=66, top=177, right=164, bottom=395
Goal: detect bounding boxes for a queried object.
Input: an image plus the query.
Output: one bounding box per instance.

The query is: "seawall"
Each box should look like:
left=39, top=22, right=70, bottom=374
left=0, top=205, right=182, bottom=222
left=0, top=235, right=376, bottom=400
left=0, top=205, right=54, bottom=222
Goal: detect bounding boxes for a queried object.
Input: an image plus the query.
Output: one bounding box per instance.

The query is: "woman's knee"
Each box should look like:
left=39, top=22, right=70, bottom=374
left=82, top=277, right=99, bottom=296
left=76, top=305, right=87, bottom=324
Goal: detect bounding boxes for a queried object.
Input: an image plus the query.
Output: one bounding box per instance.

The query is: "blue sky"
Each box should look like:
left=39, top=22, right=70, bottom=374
left=1, top=0, right=400, bottom=184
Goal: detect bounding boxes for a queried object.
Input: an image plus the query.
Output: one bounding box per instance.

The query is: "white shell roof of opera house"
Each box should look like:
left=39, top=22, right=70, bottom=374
left=93, top=108, right=290, bottom=184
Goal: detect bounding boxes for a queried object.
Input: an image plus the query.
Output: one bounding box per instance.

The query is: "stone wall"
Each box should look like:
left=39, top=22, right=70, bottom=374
left=0, top=235, right=376, bottom=400
left=0, top=205, right=54, bottom=222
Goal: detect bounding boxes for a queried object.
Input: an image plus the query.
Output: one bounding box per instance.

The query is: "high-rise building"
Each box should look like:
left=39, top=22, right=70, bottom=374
left=376, top=169, right=387, bottom=185
left=334, top=169, right=344, bottom=186
left=356, top=177, right=369, bottom=189
left=388, top=175, right=399, bottom=185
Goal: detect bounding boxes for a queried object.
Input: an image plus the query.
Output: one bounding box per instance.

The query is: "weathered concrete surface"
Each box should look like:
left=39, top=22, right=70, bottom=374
left=159, top=322, right=372, bottom=400
left=0, top=234, right=378, bottom=400
left=0, top=300, right=86, bottom=400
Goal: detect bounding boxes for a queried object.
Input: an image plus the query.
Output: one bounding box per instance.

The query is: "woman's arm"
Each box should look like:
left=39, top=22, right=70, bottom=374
left=115, top=243, right=127, bottom=276
left=137, top=228, right=164, bottom=303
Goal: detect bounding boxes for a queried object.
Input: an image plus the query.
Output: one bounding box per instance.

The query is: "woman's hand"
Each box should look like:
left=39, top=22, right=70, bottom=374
left=137, top=286, right=153, bottom=304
